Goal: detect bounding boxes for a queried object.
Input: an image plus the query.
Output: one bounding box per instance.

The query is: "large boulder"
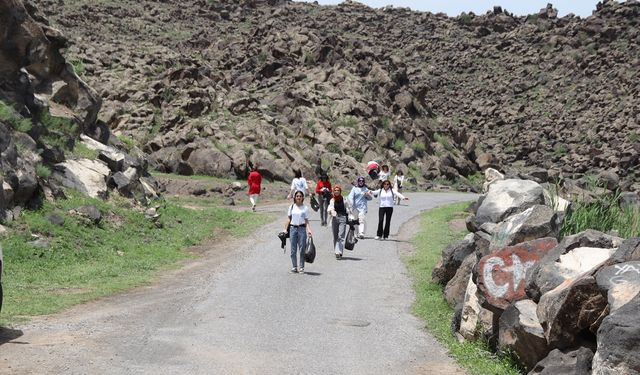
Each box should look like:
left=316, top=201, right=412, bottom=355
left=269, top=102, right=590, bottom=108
left=489, top=205, right=558, bottom=251
left=475, top=237, right=557, bottom=311
left=444, top=252, right=476, bottom=307
left=187, top=148, right=233, bottom=177
left=526, top=230, right=623, bottom=302
left=528, top=347, right=594, bottom=375
left=592, top=292, right=640, bottom=375
left=499, top=299, right=549, bottom=370
left=537, top=275, right=608, bottom=349
left=53, top=159, right=110, bottom=199
left=458, top=275, right=494, bottom=341
left=474, top=179, right=545, bottom=228
left=608, top=237, right=640, bottom=264
left=432, top=233, right=476, bottom=285
left=596, top=261, right=640, bottom=312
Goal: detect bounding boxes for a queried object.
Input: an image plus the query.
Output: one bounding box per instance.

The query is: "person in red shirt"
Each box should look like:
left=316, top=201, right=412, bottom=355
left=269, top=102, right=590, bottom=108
left=315, top=173, right=332, bottom=226
left=247, top=165, right=262, bottom=212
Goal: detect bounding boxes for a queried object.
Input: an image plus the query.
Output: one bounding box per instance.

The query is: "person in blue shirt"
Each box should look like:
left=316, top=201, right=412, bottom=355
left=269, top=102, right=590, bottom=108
left=347, top=176, right=373, bottom=239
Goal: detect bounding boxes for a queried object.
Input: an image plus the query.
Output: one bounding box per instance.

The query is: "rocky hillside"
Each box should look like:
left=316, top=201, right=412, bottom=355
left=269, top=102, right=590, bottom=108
left=1, top=0, right=158, bottom=219
left=26, top=0, right=640, bottom=190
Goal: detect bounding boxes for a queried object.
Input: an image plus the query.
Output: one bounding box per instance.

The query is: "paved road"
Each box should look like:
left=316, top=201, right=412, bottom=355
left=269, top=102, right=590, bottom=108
left=0, top=192, right=474, bottom=375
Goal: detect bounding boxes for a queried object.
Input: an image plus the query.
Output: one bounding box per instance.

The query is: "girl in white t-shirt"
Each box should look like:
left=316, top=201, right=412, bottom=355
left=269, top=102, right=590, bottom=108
left=371, top=179, right=408, bottom=240
left=287, top=170, right=309, bottom=200
left=283, top=191, right=313, bottom=273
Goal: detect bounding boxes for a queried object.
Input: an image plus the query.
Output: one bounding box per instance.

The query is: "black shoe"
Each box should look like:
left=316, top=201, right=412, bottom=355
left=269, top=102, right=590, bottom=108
left=335, top=253, right=342, bottom=259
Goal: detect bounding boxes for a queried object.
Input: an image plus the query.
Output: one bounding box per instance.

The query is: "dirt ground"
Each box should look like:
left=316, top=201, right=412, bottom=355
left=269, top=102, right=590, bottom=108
left=154, top=174, right=292, bottom=209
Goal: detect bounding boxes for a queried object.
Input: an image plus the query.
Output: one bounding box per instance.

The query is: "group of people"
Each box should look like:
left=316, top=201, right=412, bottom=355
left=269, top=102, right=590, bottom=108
left=246, top=162, right=408, bottom=273
left=279, top=163, right=408, bottom=273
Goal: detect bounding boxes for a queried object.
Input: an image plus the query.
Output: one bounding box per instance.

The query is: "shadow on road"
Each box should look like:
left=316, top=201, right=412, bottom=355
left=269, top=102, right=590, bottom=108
left=302, top=271, right=322, bottom=276
left=0, top=327, right=24, bottom=346
left=340, top=256, right=362, bottom=261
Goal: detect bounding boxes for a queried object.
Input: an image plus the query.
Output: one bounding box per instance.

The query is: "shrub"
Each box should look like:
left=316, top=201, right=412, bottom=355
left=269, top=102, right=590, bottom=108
left=326, top=143, right=341, bottom=154
left=411, top=142, right=426, bottom=154
left=393, top=138, right=406, bottom=152
left=36, top=164, right=52, bottom=179
left=347, top=149, right=364, bottom=161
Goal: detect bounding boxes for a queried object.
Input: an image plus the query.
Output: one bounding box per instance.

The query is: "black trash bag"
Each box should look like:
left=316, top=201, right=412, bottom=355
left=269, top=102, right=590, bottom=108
left=345, top=225, right=358, bottom=251
left=310, top=194, right=320, bottom=211
left=305, top=236, right=316, bottom=263
left=277, top=231, right=287, bottom=249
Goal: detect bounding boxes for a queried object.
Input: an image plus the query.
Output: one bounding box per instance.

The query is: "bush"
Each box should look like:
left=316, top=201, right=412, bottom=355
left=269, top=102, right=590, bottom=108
left=36, top=164, right=52, bottom=179
left=393, top=138, right=406, bottom=152
left=326, top=143, right=341, bottom=154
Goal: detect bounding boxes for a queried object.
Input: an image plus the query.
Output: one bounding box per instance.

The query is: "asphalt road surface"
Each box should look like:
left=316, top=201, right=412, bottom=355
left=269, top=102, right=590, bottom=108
left=0, top=192, right=475, bottom=375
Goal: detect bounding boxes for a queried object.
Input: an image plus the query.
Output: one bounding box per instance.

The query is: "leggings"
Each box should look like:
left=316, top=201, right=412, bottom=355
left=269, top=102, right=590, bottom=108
left=376, top=207, right=393, bottom=239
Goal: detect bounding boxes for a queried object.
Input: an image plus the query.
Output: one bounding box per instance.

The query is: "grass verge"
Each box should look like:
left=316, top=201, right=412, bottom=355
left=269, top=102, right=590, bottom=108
left=406, top=202, right=522, bottom=375
left=0, top=191, right=269, bottom=326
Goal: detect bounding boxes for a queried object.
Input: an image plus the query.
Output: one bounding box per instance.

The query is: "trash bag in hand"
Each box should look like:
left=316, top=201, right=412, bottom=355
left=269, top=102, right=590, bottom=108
left=304, top=236, right=316, bottom=263
left=310, top=194, right=320, bottom=211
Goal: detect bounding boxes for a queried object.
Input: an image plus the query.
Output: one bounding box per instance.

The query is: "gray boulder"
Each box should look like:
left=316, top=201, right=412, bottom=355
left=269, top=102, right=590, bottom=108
left=596, top=261, right=640, bottom=312
left=444, top=253, right=476, bottom=307
left=528, top=347, right=594, bottom=375
left=592, top=292, right=640, bottom=375
left=474, top=179, right=545, bottom=227
left=537, top=276, right=608, bottom=349
left=489, top=205, right=558, bottom=251
left=526, top=230, right=623, bottom=302
left=432, top=233, right=476, bottom=285
left=499, top=299, right=549, bottom=370
left=53, top=159, right=110, bottom=199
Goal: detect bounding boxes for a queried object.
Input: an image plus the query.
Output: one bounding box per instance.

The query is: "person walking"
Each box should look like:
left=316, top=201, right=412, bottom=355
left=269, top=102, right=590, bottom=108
left=287, top=170, right=309, bottom=200
left=378, top=164, right=391, bottom=182
left=392, top=170, right=405, bottom=205
left=247, top=165, right=262, bottom=212
left=327, top=185, right=352, bottom=259
left=282, top=191, right=313, bottom=273
left=315, top=173, right=332, bottom=226
left=347, top=176, right=373, bottom=239
left=372, top=179, right=408, bottom=240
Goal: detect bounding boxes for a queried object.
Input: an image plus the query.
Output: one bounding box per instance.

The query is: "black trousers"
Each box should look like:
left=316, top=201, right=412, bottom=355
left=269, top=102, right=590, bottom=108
left=377, top=207, right=393, bottom=238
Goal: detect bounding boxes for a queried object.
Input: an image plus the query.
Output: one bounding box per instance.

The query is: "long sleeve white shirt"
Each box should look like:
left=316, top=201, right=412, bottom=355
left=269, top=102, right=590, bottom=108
left=372, top=188, right=405, bottom=208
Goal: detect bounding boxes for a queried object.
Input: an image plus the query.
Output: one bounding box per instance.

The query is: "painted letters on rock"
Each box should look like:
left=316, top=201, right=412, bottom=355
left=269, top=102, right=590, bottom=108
left=477, top=238, right=557, bottom=310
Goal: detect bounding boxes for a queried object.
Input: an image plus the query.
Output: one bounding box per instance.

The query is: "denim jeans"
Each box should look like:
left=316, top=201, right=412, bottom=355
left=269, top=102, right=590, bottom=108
left=290, top=225, right=307, bottom=269
left=331, top=215, right=347, bottom=254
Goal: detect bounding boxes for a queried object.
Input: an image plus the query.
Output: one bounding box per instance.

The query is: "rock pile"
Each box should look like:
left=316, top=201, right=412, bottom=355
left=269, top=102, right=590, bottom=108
left=1, top=0, right=158, bottom=221
left=24, top=0, right=639, bottom=189
left=434, top=177, right=640, bottom=373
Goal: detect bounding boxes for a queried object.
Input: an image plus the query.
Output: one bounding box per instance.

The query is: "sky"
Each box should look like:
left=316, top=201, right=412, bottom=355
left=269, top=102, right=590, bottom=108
left=292, top=0, right=604, bottom=18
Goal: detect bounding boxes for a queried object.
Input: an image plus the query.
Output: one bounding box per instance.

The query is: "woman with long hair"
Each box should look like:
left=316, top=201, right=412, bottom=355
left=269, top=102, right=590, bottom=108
left=282, top=191, right=313, bottom=273
left=371, top=179, right=408, bottom=240
left=327, top=185, right=352, bottom=259
left=315, top=173, right=332, bottom=226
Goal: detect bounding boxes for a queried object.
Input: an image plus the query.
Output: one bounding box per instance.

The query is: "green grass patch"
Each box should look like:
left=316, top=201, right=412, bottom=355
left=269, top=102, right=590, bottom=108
left=71, top=142, right=99, bottom=160
left=560, top=190, right=640, bottom=239
left=406, top=202, right=522, bottom=375
left=0, top=100, right=32, bottom=132
left=0, top=191, right=268, bottom=326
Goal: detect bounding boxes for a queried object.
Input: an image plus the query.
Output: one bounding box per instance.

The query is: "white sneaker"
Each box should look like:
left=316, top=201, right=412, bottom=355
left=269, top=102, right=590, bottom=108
left=298, top=268, right=305, bottom=274
left=374, top=236, right=380, bottom=240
